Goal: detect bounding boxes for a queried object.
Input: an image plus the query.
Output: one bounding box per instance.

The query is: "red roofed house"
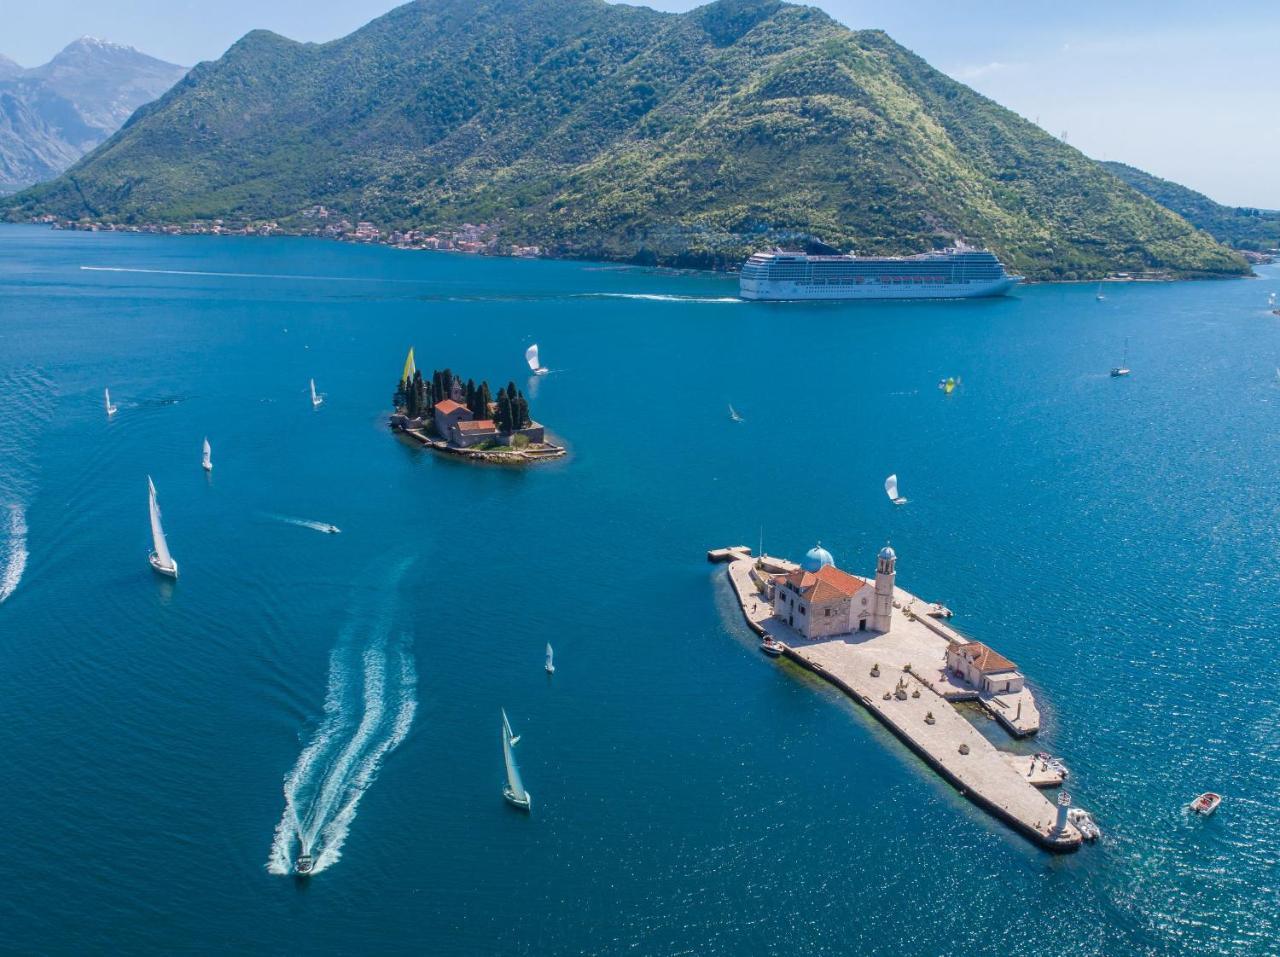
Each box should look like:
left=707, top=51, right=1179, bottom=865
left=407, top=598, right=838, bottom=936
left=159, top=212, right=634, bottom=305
left=433, top=399, right=471, bottom=439
left=771, top=543, right=897, bottom=638
left=452, top=418, right=500, bottom=448
left=946, top=640, right=1024, bottom=695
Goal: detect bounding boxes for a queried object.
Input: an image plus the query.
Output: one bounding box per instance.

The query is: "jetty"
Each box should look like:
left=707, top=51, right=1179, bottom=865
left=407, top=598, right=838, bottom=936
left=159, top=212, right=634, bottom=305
left=714, top=546, right=1082, bottom=852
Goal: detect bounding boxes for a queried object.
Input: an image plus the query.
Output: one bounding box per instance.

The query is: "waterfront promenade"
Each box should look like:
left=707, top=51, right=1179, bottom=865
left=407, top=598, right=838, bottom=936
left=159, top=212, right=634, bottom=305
left=722, top=554, right=1081, bottom=852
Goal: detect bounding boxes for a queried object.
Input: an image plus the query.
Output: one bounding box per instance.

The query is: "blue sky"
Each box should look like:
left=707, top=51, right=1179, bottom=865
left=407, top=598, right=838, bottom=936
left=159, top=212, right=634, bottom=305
left=6, top=0, right=1278, bottom=207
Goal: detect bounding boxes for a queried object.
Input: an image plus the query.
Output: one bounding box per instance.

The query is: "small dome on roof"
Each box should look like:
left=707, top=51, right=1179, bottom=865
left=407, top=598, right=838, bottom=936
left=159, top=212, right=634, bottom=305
left=802, top=543, right=835, bottom=572
left=878, top=545, right=897, bottom=562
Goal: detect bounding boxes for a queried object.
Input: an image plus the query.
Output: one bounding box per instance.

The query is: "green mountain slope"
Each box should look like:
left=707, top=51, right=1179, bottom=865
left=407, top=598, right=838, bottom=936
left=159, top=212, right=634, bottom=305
left=5, top=0, right=1248, bottom=279
left=1100, top=161, right=1279, bottom=253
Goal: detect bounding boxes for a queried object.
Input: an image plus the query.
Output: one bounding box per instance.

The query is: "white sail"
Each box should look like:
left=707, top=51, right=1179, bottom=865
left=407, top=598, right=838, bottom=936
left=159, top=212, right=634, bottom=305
left=885, top=474, right=899, bottom=501
left=525, top=344, right=541, bottom=372
left=545, top=643, right=554, bottom=673
left=502, top=709, right=529, bottom=806
left=148, top=477, right=175, bottom=570
left=202, top=437, right=212, bottom=471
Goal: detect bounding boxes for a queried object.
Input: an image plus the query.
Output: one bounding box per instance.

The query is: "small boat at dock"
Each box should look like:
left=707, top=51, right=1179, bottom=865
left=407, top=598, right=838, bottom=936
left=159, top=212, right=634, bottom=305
left=502, top=709, right=532, bottom=812
left=525, top=344, right=549, bottom=376
left=104, top=388, right=117, bottom=417
left=147, top=476, right=178, bottom=578
left=202, top=437, right=212, bottom=472
left=760, top=637, right=784, bottom=657
left=545, top=643, right=555, bottom=674
left=1190, top=792, right=1221, bottom=816
left=1068, top=807, right=1101, bottom=841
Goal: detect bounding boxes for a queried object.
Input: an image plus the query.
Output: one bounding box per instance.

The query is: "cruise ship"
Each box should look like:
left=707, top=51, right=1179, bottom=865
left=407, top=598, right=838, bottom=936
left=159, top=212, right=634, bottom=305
left=738, top=245, right=1021, bottom=301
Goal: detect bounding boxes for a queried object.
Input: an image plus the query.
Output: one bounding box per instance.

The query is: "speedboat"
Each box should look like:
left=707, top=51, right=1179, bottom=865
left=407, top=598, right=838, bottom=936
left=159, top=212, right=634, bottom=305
left=1190, top=792, right=1221, bottom=816
left=323, top=525, right=341, bottom=534
left=295, top=852, right=314, bottom=876
left=760, top=637, right=784, bottom=657
left=1068, top=807, right=1101, bottom=841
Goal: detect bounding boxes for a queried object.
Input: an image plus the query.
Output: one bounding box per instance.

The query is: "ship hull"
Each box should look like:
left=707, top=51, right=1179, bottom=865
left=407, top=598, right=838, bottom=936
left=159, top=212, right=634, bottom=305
left=739, top=276, right=1020, bottom=301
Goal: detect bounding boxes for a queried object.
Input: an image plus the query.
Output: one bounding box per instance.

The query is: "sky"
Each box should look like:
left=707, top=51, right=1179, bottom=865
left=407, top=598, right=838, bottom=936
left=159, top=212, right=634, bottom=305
left=3, top=0, right=1277, bottom=207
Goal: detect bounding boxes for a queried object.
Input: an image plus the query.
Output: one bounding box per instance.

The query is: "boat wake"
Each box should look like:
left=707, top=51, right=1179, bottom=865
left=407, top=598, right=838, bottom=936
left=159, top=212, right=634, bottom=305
left=267, top=579, right=417, bottom=876
left=581, top=293, right=741, bottom=304
left=80, top=265, right=421, bottom=285
left=0, top=504, right=28, bottom=604
left=267, top=514, right=342, bottom=535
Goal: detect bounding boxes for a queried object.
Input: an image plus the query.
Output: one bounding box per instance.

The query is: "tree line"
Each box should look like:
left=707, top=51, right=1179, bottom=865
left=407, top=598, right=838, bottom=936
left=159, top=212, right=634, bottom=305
left=394, top=367, right=532, bottom=434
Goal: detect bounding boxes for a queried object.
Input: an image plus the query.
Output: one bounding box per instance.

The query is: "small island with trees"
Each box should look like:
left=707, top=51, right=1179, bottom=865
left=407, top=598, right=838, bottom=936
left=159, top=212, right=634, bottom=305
left=389, top=349, right=565, bottom=462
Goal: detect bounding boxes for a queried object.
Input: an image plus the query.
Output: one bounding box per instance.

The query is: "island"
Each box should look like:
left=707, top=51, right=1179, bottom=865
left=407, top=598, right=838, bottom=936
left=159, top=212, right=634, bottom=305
left=709, top=541, right=1090, bottom=852
left=388, top=350, right=565, bottom=463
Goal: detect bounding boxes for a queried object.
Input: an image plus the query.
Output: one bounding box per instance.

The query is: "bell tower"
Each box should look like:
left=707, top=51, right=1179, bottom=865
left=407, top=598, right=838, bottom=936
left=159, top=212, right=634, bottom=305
left=872, top=544, right=896, bottom=631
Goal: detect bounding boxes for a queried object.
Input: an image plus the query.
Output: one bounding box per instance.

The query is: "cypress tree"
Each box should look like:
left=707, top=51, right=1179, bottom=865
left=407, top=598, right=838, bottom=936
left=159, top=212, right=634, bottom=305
left=496, top=391, right=512, bottom=432
left=506, top=381, right=517, bottom=402
left=431, top=370, right=444, bottom=404
left=515, top=392, right=530, bottom=429
left=480, top=381, right=492, bottom=417
left=394, top=377, right=407, bottom=413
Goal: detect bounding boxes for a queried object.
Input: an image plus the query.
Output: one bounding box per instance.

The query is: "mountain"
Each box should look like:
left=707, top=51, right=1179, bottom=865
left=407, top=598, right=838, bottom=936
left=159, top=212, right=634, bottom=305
left=1101, top=161, right=1280, bottom=253
left=0, top=38, right=187, bottom=194
left=4, top=0, right=1248, bottom=279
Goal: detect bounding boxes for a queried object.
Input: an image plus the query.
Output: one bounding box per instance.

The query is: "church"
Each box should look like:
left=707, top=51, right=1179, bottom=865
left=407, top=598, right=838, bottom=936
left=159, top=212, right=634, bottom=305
left=770, top=544, right=897, bottom=639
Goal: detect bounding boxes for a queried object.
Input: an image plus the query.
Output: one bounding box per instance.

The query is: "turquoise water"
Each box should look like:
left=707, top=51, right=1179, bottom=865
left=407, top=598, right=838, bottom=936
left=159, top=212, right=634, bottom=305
left=2, top=223, right=1279, bottom=955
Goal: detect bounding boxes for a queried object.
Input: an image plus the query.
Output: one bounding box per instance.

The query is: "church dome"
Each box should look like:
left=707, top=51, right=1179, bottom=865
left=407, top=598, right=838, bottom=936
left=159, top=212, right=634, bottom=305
left=802, top=544, right=835, bottom=572
left=878, top=545, right=897, bottom=562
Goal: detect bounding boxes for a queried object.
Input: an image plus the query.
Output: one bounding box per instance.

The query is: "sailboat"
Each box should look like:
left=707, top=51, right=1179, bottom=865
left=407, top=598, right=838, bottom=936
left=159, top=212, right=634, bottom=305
left=939, top=376, right=959, bottom=395
left=885, top=473, right=908, bottom=506
left=402, top=346, right=416, bottom=382
left=501, top=709, right=532, bottom=811
left=545, top=643, right=555, bottom=674
left=1110, top=338, right=1131, bottom=377
left=310, top=378, right=323, bottom=408
left=201, top=437, right=212, bottom=472
left=104, top=388, right=117, bottom=416
left=1095, top=283, right=1106, bottom=301
left=147, top=476, right=179, bottom=578
left=525, top=344, right=549, bottom=376
left=728, top=404, right=743, bottom=422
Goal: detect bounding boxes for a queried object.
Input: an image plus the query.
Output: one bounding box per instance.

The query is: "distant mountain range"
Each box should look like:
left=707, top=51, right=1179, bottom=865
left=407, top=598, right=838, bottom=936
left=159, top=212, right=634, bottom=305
left=1101, top=161, right=1279, bottom=253
left=3, top=0, right=1251, bottom=280
left=0, top=37, right=187, bottom=194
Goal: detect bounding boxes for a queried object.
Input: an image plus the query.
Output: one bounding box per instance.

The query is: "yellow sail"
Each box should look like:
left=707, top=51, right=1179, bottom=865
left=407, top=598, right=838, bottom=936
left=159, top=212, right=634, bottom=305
left=402, top=346, right=416, bottom=382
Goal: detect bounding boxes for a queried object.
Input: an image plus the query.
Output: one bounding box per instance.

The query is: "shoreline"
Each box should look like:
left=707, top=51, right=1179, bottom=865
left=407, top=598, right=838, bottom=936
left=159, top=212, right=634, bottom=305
left=4, top=219, right=1261, bottom=282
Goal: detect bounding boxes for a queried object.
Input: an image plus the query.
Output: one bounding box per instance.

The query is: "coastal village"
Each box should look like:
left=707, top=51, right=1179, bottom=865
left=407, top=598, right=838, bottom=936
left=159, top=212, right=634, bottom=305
left=710, top=540, right=1093, bottom=850
left=388, top=349, right=564, bottom=462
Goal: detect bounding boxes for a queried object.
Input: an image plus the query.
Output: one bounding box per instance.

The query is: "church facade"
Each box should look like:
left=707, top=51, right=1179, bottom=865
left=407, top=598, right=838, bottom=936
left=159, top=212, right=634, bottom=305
left=771, top=544, right=898, bottom=639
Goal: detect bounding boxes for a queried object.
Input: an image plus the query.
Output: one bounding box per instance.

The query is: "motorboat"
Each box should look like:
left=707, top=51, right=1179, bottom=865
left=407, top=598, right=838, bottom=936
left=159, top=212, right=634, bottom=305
left=295, top=847, right=314, bottom=876
left=1068, top=807, right=1101, bottom=841
left=1190, top=792, right=1221, bottom=816
left=545, top=643, right=555, bottom=674
left=760, top=637, right=784, bottom=657
left=202, top=437, right=212, bottom=472
left=104, top=388, right=118, bottom=416
left=728, top=404, right=743, bottom=422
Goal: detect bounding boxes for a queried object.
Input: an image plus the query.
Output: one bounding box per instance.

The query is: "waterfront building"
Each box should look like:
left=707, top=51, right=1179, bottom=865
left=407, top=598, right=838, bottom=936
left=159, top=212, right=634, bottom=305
left=770, top=544, right=896, bottom=638
left=945, top=640, right=1025, bottom=695
left=433, top=399, right=472, bottom=437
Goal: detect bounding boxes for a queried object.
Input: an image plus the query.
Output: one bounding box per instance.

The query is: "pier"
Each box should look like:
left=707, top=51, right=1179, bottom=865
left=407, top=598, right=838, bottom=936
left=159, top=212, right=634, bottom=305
left=719, top=550, right=1081, bottom=852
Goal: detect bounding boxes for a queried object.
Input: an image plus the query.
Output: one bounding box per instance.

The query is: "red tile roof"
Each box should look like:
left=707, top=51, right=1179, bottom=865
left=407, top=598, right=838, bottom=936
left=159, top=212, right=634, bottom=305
left=456, top=419, right=497, bottom=432
left=434, top=399, right=467, bottom=415
left=784, top=565, right=868, bottom=603
left=948, top=640, right=1018, bottom=674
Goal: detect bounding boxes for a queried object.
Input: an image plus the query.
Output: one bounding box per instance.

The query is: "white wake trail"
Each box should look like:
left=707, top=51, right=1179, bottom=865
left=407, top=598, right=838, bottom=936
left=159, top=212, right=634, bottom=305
left=266, top=514, right=341, bottom=534
left=266, top=647, right=354, bottom=875
left=583, top=292, right=741, bottom=303
left=0, top=504, right=28, bottom=605
left=314, top=645, right=418, bottom=872
left=80, top=265, right=412, bottom=284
